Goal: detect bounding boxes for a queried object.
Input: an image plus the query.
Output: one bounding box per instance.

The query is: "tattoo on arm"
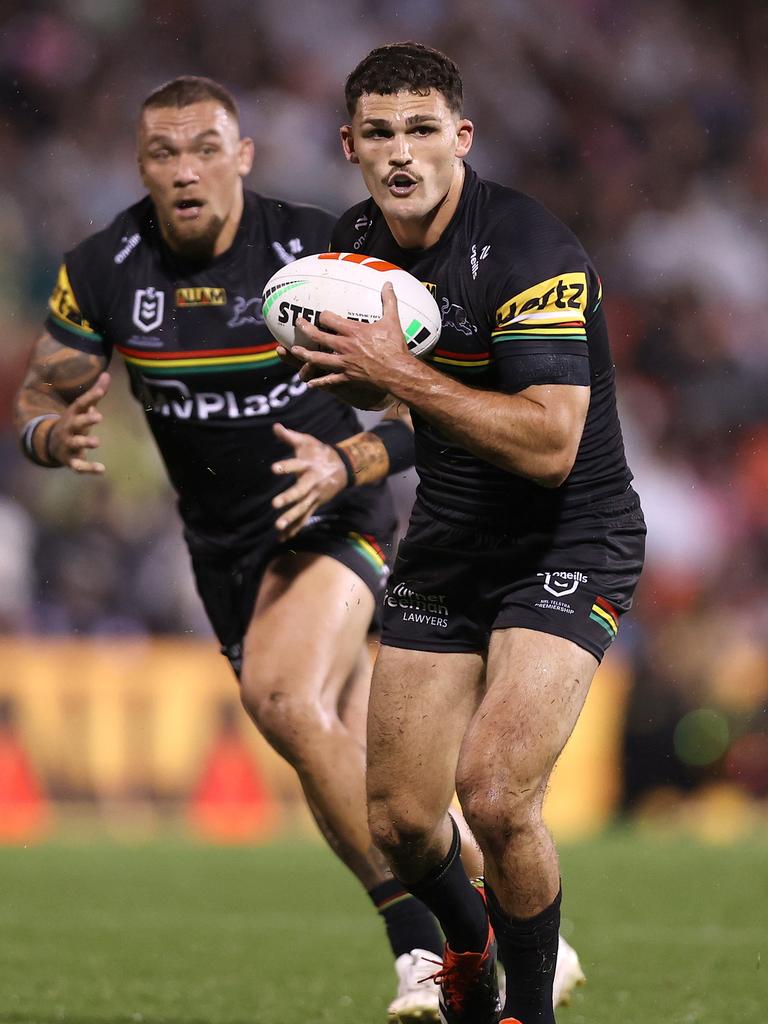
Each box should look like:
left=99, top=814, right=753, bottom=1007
left=14, top=332, right=106, bottom=432
left=336, top=432, right=390, bottom=486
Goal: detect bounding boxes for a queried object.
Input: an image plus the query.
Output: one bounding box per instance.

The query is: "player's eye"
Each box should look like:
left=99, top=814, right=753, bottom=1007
left=199, top=145, right=218, bottom=156
left=150, top=149, right=172, bottom=160
left=364, top=129, right=391, bottom=140
left=411, top=126, right=437, bottom=136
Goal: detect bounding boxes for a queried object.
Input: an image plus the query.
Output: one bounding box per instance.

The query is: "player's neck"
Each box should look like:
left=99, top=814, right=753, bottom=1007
left=386, top=162, right=465, bottom=251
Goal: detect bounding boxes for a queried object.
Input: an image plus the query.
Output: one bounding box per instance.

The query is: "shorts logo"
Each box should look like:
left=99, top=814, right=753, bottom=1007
left=385, top=582, right=448, bottom=628
left=537, top=570, right=588, bottom=597
left=133, top=287, right=165, bottom=332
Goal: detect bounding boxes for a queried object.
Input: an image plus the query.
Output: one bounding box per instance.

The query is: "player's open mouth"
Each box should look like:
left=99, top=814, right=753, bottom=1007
left=174, top=198, right=205, bottom=220
left=387, top=174, right=418, bottom=197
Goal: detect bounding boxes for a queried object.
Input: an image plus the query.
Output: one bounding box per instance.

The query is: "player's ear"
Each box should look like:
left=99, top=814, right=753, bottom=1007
left=455, top=118, right=474, bottom=159
left=238, top=137, right=255, bottom=176
left=340, top=125, right=359, bottom=164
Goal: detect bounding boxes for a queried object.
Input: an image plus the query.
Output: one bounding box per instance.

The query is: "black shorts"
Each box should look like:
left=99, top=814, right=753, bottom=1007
left=381, top=488, right=645, bottom=662
left=190, top=485, right=396, bottom=676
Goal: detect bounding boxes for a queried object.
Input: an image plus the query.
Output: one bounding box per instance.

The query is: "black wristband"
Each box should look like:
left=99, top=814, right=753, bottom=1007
left=370, top=419, right=415, bottom=475
left=332, top=444, right=355, bottom=488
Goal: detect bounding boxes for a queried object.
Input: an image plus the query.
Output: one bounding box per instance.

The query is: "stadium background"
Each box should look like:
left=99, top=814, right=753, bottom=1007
left=1, top=0, right=767, bottom=845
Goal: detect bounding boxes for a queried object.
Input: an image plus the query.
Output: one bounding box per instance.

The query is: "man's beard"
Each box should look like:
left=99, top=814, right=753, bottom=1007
left=164, top=213, right=224, bottom=263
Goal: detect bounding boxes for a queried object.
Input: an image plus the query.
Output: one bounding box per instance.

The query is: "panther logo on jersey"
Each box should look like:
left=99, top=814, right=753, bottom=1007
left=228, top=296, right=265, bottom=328
left=440, top=297, right=477, bottom=336
left=133, top=287, right=165, bottom=333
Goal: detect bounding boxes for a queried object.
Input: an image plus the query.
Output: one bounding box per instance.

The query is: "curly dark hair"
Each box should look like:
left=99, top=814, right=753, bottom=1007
left=344, top=42, right=463, bottom=117
left=141, top=75, right=239, bottom=122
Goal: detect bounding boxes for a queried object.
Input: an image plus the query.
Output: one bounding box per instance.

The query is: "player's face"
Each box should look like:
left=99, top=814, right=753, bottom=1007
left=138, top=100, right=254, bottom=259
left=341, top=90, right=473, bottom=248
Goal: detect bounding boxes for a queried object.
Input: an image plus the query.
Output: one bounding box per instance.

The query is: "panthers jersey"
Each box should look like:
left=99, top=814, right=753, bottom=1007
left=332, top=165, right=633, bottom=525
left=45, top=191, right=365, bottom=552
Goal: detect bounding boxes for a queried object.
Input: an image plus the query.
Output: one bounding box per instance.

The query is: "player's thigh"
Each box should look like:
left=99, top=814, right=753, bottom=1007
left=243, top=551, right=375, bottom=706
left=460, top=627, right=598, bottom=801
left=366, top=643, right=485, bottom=818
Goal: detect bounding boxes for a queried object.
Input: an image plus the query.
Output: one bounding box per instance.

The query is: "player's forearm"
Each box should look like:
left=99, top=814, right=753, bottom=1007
left=335, top=415, right=414, bottom=487
left=380, top=358, right=578, bottom=487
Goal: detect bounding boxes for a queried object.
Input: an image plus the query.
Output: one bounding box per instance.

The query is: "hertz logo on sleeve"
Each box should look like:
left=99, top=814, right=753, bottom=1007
left=175, top=287, right=227, bottom=307
left=495, top=273, right=587, bottom=329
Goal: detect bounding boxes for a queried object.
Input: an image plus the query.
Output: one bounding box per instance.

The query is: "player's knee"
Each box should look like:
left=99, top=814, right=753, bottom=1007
left=239, top=676, right=324, bottom=765
left=367, top=793, right=437, bottom=858
left=456, top=764, right=545, bottom=850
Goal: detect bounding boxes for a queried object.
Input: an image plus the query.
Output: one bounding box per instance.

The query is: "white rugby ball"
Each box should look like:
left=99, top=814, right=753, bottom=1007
left=262, top=252, right=441, bottom=359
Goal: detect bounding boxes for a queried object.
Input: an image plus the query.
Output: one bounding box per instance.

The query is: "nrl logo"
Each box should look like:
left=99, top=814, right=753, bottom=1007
left=133, top=287, right=165, bottom=333
left=537, top=570, right=588, bottom=597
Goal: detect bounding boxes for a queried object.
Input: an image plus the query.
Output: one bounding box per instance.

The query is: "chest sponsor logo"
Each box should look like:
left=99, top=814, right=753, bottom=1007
left=114, top=233, right=141, bottom=264
left=175, top=287, right=226, bottom=307
left=141, top=374, right=308, bottom=421
left=440, top=297, right=477, bottom=336
left=384, top=582, right=449, bottom=629
left=133, top=287, right=165, bottom=333
left=271, top=238, right=305, bottom=265
left=537, top=570, right=588, bottom=598
left=228, top=296, right=265, bottom=328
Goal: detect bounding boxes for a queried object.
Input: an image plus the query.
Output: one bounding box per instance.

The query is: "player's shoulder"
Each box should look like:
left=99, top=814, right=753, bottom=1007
left=474, top=177, right=589, bottom=269
left=64, top=196, right=155, bottom=275
left=244, top=189, right=336, bottom=246
left=331, top=197, right=378, bottom=251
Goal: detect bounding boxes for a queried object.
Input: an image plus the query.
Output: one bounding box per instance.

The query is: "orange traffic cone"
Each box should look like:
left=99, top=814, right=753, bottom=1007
left=188, top=702, right=279, bottom=843
left=0, top=700, right=50, bottom=843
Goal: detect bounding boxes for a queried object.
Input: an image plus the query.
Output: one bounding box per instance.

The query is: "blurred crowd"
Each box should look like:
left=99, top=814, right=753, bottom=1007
left=1, top=0, right=767, bottom=814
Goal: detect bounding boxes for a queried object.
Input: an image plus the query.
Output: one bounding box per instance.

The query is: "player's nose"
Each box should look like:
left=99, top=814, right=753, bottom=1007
left=173, top=159, right=201, bottom=186
left=389, top=134, right=412, bottom=164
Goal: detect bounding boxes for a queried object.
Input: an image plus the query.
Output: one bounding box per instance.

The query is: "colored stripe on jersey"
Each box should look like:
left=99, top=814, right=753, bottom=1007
left=430, top=347, right=491, bottom=372
left=115, top=341, right=281, bottom=374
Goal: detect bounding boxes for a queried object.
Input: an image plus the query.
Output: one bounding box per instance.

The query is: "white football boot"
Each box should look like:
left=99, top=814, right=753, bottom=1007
left=553, top=935, right=586, bottom=1007
left=387, top=948, right=440, bottom=1022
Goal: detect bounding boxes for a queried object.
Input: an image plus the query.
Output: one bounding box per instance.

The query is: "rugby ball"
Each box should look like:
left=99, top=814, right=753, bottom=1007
left=262, top=252, right=441, bottom=359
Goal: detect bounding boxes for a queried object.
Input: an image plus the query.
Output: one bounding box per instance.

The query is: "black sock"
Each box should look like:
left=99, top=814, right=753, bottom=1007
left=407, top=816, right=489, bottom=954
left=485, top=881, right=561, bottom=1024
left=368, top=879, right=444, bottom=959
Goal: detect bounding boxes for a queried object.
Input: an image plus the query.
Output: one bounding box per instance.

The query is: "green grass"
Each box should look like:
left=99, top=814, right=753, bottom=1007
left=0, top=831, right=765, bottom=1023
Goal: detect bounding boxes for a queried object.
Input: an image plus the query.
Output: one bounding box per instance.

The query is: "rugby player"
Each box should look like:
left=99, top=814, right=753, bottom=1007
left=13, top=75, right=451, bottom=1021
left=289, top=43, right=646, bottom=1024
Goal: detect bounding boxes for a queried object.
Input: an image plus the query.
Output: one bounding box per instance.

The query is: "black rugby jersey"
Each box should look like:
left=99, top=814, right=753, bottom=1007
left=45, top=190, right=366, bottom=552
left=332, top=165, right=633, bottom=524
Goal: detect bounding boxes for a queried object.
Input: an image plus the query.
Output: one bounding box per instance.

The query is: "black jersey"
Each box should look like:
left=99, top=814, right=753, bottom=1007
left=332, top=165, right=633, bottom=526
left=45, top=190, right=367, bottom=552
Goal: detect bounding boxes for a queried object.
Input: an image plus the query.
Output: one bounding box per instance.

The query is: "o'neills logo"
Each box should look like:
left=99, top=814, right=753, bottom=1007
left=385, top=582, right=449, bottom=628
left=537, top=570, right=588, bottom=598
left=176, top=286, right=226, bottom=306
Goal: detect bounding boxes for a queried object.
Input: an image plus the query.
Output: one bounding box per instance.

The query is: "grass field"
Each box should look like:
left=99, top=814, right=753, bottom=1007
left=0, top=830, right=765, bottom=1024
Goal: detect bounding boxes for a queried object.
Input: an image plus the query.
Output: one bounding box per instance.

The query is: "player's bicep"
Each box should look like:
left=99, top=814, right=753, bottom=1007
left=17, top=331, right=107, bottom=412
left=518, top=382, right=590, bottom=456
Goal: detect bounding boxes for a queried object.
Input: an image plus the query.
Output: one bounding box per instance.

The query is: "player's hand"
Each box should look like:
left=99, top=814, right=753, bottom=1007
left=291, top=283, right=410, bottom=392
left=47, top=371, right=111, bottom=474
left=270, top=423, right=349, bottom=540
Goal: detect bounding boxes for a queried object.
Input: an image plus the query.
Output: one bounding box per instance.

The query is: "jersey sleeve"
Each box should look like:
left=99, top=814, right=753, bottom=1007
left=489, top=229, right=593, bottom=394
left=44, top=247, right=112, bottom=360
